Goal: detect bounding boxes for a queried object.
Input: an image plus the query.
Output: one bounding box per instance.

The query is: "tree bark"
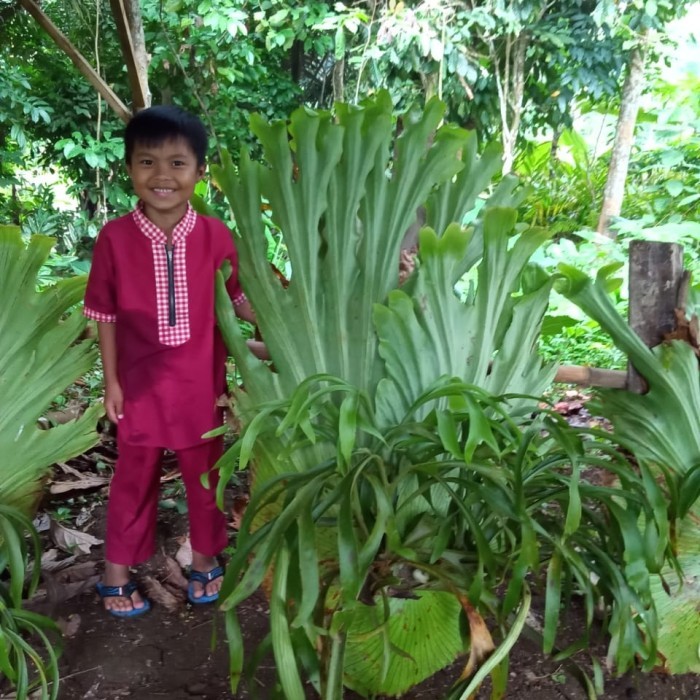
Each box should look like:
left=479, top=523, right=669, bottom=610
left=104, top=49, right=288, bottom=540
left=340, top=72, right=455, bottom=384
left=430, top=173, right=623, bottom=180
left=332, top=58, right=345, bottom=103
left=19, top=0, right=131, bottom=122
left=626, top=240, right=684, bottom=393
left=109, top=0, right=151, bottom=110
left=492, top=31, right=529, bottom=175
left=596, top=31, right=649, bottom=237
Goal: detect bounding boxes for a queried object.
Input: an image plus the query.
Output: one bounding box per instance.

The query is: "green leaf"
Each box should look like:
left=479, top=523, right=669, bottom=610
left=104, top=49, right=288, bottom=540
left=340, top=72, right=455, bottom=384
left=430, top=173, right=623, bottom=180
left=650, top=502, right=700, bottom=673
left=664, top=180, right=684, bottom=197
left=0, top=229, right=101, bottom=515
left=334, top=26, right=346, bottom=59
left=270, top=546, right=306, bottom=700
left=543, top=550, right=563, bottom=654
left=343, top=592, right=464, bottom=696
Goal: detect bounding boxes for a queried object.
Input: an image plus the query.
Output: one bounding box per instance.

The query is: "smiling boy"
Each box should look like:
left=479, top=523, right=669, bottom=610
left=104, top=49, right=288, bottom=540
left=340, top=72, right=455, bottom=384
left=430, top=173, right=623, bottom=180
left=84, top=105, right=254, bottom=616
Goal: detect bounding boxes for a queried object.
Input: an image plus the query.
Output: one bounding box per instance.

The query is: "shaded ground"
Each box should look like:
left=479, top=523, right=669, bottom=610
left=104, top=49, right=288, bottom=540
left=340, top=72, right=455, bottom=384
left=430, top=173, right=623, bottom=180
left=5, top=423, right=700, bottom=700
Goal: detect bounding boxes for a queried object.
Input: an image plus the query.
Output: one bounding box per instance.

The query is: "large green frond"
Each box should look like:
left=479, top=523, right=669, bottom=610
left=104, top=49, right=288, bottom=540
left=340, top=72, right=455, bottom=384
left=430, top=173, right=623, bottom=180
left=0, top=227, right=100, bottom=515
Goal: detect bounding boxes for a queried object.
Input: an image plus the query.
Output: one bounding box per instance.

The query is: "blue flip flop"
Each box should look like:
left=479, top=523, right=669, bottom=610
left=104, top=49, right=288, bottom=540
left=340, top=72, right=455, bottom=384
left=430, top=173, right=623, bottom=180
left=96, top=580, right=151, bottom=618
left=187, top=565, right=224, bottom=605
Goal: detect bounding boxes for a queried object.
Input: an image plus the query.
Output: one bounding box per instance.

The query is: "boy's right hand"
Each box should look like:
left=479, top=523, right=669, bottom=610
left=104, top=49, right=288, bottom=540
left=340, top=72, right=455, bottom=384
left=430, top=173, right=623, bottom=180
left=105, top=381, right=124, bottom=423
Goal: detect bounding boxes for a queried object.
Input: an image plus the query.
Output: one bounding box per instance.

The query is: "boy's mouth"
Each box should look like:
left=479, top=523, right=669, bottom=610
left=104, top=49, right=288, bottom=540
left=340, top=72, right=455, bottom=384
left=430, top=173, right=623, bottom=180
left=152, top=188, right=174, bottom=194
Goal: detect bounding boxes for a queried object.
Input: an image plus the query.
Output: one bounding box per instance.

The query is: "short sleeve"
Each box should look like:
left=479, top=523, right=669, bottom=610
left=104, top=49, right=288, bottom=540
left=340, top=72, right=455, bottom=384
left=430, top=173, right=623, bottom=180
left=84, top=229, right=117, bottom=322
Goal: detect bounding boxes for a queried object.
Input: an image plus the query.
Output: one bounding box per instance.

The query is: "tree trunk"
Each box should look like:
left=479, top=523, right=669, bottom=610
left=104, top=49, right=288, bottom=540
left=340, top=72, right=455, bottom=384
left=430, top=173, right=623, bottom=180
left=109, top=0, right=151, bottom=110
left=596, top=31, right=649, bottom=237
left=492, top=31, right=529, bottom=175
left=332, top=58, right=345, bottom=103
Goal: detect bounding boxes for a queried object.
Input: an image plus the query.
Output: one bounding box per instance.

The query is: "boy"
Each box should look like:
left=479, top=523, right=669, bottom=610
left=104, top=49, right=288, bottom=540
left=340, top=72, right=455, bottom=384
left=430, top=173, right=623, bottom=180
left=85, top=105, right=254, bottom=616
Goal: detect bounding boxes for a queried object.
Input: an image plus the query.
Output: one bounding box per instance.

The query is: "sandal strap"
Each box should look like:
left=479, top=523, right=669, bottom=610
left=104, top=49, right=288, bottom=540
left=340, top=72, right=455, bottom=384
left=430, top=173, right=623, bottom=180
left=96, top=580, right=138, bottom=598
left=189, top=565, right=224, bottom=585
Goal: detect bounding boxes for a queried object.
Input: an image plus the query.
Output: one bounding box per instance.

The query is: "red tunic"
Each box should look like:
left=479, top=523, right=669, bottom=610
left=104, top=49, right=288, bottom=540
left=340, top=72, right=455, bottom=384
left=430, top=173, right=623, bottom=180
left=84, top=205, right=242, bottom=450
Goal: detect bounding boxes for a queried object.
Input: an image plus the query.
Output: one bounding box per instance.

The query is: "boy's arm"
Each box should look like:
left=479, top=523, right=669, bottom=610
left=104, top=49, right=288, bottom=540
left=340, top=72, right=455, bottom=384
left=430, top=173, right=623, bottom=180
left=97, top=321, right=124, bottom=423
left=221, top=228, right=269, bottom=360
left=84, top=229, right=123, bottom=421
left=234, top=298, right=270, bottom=360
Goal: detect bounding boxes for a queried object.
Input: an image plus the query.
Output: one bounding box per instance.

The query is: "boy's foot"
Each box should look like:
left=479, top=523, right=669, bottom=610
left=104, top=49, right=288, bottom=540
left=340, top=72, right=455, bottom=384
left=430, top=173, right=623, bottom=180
left=189, top=553, right=223, bottom=601
left=99, top=561, right=148, bottom=615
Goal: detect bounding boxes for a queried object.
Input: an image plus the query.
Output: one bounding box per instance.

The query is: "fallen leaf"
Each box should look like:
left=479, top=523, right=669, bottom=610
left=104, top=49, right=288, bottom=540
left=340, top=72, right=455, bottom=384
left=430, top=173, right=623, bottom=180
left=160, top=468, right=181, bottom=483
left=175, top=535, right=192, bottom=569
left=75, top=507, right=91, bottom=528
left=45, top=407, right=83, bottom=425
left=33, top=512, right=51, bottom=532
left=50, top=521, right=103, bottom=555
left=458, top=594, right=495, bottom=681
left=38, top=549, right=78, bottom=573
left=216, top=393, right=231, bottom=408
left=44, top=570, right=100, bottom=605
left=50, top=474, right=109, bottom=494
left=142, top=575, right=184, bottom=612
left=160, top=555, right=189, bottom=591
left=55, top=561, right=98, bottom=583
left=230, top=495, right=249, bottom=530
left=56, top=614, right=81, bottom=637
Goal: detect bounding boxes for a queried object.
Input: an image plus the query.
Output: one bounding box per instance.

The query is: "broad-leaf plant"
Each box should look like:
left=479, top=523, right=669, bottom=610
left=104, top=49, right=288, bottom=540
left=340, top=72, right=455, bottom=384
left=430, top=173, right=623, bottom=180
left=558, top=265, right=700, bottom=675
left=204, top=95, right=673, bottom=698
left=0, top=226, right=102, bottom=699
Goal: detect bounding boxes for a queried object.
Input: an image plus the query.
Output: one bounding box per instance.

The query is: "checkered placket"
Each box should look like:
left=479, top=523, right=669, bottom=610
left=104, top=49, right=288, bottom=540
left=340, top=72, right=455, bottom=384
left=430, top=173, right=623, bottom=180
left=133, top=203, right=196, bottom=347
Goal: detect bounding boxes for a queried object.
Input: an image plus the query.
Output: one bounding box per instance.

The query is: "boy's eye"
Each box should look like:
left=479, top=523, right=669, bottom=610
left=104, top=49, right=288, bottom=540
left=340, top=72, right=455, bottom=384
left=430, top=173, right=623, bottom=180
left=172, top=160, right=186, bottom=167
left=139, top=159, right=153, bottom=166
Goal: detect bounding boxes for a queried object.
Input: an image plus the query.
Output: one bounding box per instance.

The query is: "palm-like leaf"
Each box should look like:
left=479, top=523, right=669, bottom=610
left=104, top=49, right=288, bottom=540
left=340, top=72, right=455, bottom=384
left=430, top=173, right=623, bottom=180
left=557, top=263, right=700, bottom=674
left=207, top=95, right=572, bottom=696
left=0, top=226, right=101, bottom=514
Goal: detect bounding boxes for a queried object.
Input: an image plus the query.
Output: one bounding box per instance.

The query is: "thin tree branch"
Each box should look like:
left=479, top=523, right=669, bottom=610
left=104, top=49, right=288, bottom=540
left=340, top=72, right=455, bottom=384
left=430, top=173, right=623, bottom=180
left=19, top=0, right=131, bottom=123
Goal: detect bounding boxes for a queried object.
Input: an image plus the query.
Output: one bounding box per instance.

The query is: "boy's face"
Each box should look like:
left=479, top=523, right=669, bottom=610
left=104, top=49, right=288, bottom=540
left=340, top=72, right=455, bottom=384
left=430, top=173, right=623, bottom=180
left=126, top=136, right=205, bottom=230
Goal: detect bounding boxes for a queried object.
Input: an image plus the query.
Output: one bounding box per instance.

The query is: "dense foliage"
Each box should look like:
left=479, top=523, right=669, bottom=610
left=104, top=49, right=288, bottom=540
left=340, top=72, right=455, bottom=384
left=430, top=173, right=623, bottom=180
left=208, top=95, right=679, bottom=698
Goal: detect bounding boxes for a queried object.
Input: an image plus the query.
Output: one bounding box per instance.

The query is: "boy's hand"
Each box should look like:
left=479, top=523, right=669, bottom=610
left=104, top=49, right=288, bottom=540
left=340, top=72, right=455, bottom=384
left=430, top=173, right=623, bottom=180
left=105, top=381, right=124, bottom=423
left=246, top=339, right=270, bottom=361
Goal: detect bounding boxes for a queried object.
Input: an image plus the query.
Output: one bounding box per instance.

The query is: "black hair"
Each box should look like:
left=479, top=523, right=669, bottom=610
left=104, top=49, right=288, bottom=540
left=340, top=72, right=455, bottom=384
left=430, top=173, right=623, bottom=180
left=124, top=105, right=208, bottom=166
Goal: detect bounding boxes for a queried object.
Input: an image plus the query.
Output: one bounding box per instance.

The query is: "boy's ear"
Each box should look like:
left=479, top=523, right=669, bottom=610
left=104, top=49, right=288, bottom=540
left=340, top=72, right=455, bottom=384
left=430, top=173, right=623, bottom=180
left=197, top=164, right=206, bottom=179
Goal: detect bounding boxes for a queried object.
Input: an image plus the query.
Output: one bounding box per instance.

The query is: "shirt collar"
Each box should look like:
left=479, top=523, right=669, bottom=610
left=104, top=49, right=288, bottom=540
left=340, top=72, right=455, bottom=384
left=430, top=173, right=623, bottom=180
left=132, top=201, right=197, bottom=244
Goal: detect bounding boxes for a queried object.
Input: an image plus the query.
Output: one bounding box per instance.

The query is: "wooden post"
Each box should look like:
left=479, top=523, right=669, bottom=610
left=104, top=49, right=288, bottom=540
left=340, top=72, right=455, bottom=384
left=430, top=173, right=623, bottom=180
left=627, top=240, right=684, bottom=393
left=109, top=0, right=151, bottom=111
left=554, top=365, right=627, bottom=389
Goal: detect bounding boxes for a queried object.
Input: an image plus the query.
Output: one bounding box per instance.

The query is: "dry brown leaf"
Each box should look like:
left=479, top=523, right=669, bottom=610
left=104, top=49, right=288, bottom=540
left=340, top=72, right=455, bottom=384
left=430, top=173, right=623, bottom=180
left=50, top=521, right=103, bottom=555
left=175, top=535, right=193, bottom=569
left=230, top=495, right=249, bottom=530
left=216, top=393, right=232, bottom=408
left=56, top=614, right=81, bottom=638
left=38, top=550, right=78, bottom=573
left=33, top=512, right=51, bottom=532
left=458, top=594, right=495, bottom=682
left=160, top=468, right=181, bottom=483
left=55, top=561, right=98, bottom=583
left=44, top=571, right=100, bottom=605
left=50, top=469, right=109, bottom=494
left=142, top=575, right=183, bottom=612
left=161, top=555, right=189, bottom=591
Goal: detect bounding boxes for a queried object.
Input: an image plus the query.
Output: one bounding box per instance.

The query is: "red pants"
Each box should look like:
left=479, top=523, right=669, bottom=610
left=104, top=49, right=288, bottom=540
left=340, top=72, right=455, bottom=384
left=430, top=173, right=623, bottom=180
left=106, top=438, right=227, bottom=565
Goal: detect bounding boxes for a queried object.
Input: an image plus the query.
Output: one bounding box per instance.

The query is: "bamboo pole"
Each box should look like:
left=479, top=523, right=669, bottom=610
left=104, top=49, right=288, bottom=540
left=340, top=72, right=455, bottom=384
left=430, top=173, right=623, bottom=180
left=20, top=0, right=132, bottom=123
left=553, top=365, right=627, bottom=389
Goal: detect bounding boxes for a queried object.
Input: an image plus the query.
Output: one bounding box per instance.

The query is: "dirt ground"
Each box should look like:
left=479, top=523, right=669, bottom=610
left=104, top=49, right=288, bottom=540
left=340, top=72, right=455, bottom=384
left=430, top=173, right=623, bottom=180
left=4, top=433, right=700, bottom=700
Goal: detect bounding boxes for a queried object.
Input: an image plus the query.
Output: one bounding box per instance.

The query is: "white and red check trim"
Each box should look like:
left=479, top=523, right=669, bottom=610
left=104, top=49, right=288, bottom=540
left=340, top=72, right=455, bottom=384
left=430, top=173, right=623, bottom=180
left=133, top=202, right=196, bottom=347
left=84, top=307, right=117, bottom=323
